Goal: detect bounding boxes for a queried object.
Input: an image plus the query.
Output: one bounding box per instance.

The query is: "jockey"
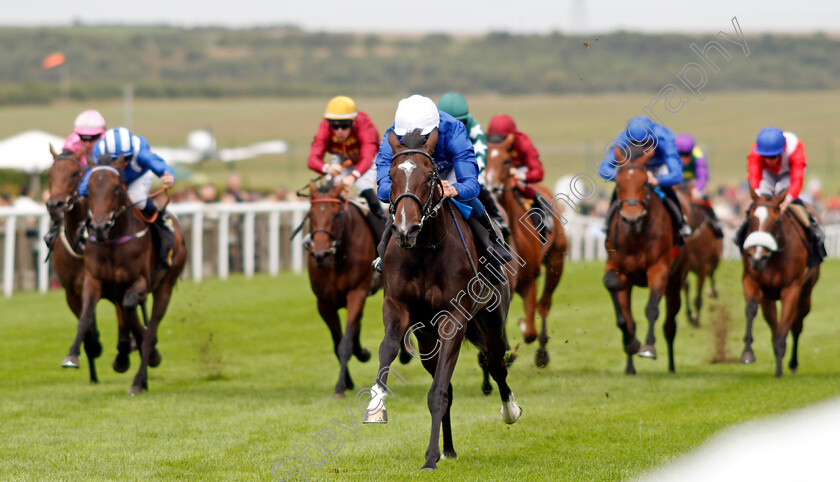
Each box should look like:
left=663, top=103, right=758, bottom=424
left=675, top=133, right=724, bottom=238
left=79, top=127, right=176, bottom=268
left=437, top=92, right=509, bottom=237
left=598, top=116, right=692, bottom=245
left=735, top=127, right=826, bottom=266
left=371, top=95, right=511, bottom=274
left=44, top=109, right=107, bottom=251
left=307, top=95, right=386, bottom=239
left=63, top=109, right=106, bottom=168
left=486, top=113, right=554, bottom=240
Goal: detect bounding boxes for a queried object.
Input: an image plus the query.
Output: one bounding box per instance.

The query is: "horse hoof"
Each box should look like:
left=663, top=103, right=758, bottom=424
left=127, top=386, right=145, bottom=396
left=442, top=450, right=457, bottom=459
left=707, top=289, right=718, bottom=299
left=625, top=368, right=636, bottom=375
left=501, top=393, right=522, bottom=424
left=113, top=355, right=130, bottom=373
left=62, top=356, right=80, bottom=369
left=420, top=465, right=436, bottom=472
left=399, top=349, right=413, bottom=365
left=638, top=345, right=657, bottom=359
left=356, top=348, right=371, bottom=363
left=535, top=349, right=550, bottom=368
left=505, top=351, right=517, bottom=367
left=790, top=367, right=798, bottom=375
left=740, top=351, right=756, bottom=364
left=333, top=392, right=346, bottom=399
left=148, top=349, right=162, bottom=368
left=688, top=314, right=700, bottom=327
left=625, top=339, right=641, bottom=355
left=362, top=408, right=388, bottom=424
left=481, top=383, right=493, bottom=396
left=89, top=379, right=100, bottom=385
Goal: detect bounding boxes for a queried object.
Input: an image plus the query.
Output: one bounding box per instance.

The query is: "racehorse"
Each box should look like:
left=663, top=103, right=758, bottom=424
left=603, top=145, right=689, bottom=374
left=739, top=189, right=820, bottom=377
left=678, top=185, right=722, bottom=326
left=483, top=137, right=566, bottom=367
left=363, top=129, right=521, bottom=471
left=303, top=180, right=376, bottom=397
left=61, top=152, right=186, bottom=394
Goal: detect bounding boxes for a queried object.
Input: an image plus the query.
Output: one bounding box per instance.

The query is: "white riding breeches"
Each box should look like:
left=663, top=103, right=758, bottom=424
left=126, top=171, right=155, bottom=205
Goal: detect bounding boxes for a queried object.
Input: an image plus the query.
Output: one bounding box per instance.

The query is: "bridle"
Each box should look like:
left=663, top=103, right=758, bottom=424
left=486, top=145, right=516, bottom=197
left=308, top=196, right=349, bottom=256
left=389, top=149, right=447, bottom=229
left=85, top=165, right=131, bottom=243
left=616, top=165, right=651, bottom=220
left=745, top=200, right=786, bottom=253
left=47, top=156, right=85, bottom=218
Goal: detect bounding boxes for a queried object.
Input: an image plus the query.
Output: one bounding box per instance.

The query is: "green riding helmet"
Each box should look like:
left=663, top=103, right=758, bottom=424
left=438, top=92, right=470, bottom=121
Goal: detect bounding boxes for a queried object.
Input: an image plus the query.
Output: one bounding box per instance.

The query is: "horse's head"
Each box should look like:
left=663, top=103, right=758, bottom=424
left=743, top=188, right=787, bottom=271
left=387, top=128, right=440, bottom=249
left=46, top=145, right=85, bottom=222
left=307, top=180, right=348, bottom=268
left=484, top=136, right=515, bottom=196
left=86, top=151, right=128, bottom=241
left=614, top=144, right=655, bottom=234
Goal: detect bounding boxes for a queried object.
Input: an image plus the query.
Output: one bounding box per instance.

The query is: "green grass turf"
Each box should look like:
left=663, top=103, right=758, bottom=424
left=2, top=91, right=840, bottom=194
left=1, top=260, right=838, bottom=480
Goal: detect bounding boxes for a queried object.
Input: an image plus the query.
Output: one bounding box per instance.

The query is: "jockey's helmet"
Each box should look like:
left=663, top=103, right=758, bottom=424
left=324, top=96, right=357, bottom=120
left=100, top=127, right=138, bottom=159
left=675, top=134, right=695, bottom=154
left=393, top=95, right=439, bottom=136
left=755, top=127, right=786, bottom=157
left=438, top=92, right=469, bottom=121
left=624, top=116, right=656, bottom=145
left=74, top=110, right=106, bottom=137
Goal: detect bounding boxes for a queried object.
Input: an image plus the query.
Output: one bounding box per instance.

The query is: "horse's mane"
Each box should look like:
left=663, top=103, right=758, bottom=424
left=400, top=129, right=427, bottom=149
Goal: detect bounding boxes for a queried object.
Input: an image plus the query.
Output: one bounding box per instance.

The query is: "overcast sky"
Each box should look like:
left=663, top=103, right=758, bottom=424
left=2, top=0, right=839, bottom=34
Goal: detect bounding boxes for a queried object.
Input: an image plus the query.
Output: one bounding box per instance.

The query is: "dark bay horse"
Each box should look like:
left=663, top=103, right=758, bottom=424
left=484, top=138, right=566, bottom=367
left=679, top=186, right=722, bottom=326
left=603, top=145, right=688, bottom=374
left=61, top=153, right=186, bottom=394
left=362, top=129, right=521, bottom=471
left=739, top=189, right=820, bottom=377
left=304, top=180, right=376, bottom=397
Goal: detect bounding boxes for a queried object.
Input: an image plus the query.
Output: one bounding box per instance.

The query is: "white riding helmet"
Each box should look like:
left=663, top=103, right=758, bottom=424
left=393, top=95, right=440, bottom=136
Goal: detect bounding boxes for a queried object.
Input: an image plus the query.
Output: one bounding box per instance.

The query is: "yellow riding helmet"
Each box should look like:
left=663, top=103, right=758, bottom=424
left=324, top=96, right=358, bottom=120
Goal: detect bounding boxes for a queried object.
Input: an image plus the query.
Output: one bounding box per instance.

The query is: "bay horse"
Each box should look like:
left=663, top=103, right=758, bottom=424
left=483, top=137, right=566, bottom=368
left=739, top=189, right=820, bottom=377
left=363, top=129, right=521, bottom=471
left=303, top=180, right=376, bottom=397
left=603, top=145, right=689, bottom=374
left=679, top=184, right=722, bottom=326
left=61, top=153, right=187, bottom=394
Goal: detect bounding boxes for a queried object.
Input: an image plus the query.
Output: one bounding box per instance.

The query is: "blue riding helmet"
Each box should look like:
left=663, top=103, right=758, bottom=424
left=755, top=127, right=785, bottom=157
left=624, top=116, right=656, bottom=145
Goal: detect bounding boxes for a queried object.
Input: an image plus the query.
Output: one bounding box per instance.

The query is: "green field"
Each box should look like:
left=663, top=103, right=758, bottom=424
left=2, top=260, right=839, bottom=480
left=2, top=91, right=839, bottom=194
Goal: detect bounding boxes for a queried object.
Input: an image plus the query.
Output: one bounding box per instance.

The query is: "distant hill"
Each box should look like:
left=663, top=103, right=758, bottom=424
left=1, top=26, right=838, bottom=104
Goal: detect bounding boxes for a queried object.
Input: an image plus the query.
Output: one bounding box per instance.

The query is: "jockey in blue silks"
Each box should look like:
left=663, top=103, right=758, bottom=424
left=371, top=94, right=510, bottom=274
left=80, top=127, right=176, bottom=267
left=598, top=116, right=691, bottom=245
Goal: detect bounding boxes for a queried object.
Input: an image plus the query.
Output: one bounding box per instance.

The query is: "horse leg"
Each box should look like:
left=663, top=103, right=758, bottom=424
left=335, top=289, right=367, bottom=397
left=790, top=273, right=817, bottom=374
left=683, top=276, right=694, bottom=326
left=123, top=277, right=150, bottom=394
left=416, top=335, right=457, bottom=461
left=477, top=304, right=521, bottom=424
left=692, top=268, right=706, bottom=327
left=664, top=278, right=682, bottom=373
left=114, top=306, right=139, bottom=373
left=364, top=298, right=408, bottom=424
left=421, top=333, right=465, bottom=471
left=519, top=282, right=538, bottom=344
left=67, top=290, right=101, bottom=383
left=605, top=269, right=637, bottom=374
left=534, top=247, right=563, bottom=368
left=740, top=277, right=761, bottom=364
left=479, top=352, right=492, bottom=396
left=317, top=299, right=351, bottom=396
left=708, top=265, right=719, bottom=299
left=639, top=263, right=669, bottom=359
left=63, top=277, right=102, bottom=369
left=773, top=285, right=801, bottom=378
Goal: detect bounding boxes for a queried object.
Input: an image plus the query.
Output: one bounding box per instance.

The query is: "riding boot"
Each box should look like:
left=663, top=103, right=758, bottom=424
left=360, top=189, right=386, bottom=240
left=144, top=204, right=174, bottom=269
left=705, top=204, right=724, bottom=238
left=807, top=219, right=827, bottom=267
left=603, top=188, right=619, bottom=234
left=468, top=211, right=513, bottom=276
left=478, top=186, right=510, bottom=240
left=44, top=220, right=60, bottom=251
left=662, top=192, right=688, bottom=246
left=734, top=218, right=749, bottom=253
left=531, top=194, right=556, bottom=241
left=371, top=218, right=392, bottom=274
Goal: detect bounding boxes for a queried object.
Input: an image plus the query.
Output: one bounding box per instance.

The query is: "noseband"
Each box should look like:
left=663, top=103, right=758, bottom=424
left=308, top=197, right=349, bottom=255
left=390, top=149, right=447, bottom=228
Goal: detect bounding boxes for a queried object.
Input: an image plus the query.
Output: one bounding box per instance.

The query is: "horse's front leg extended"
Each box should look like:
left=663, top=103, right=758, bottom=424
left=740, top=276, right=762, bottom=364
left=122, top=277, right=149, bottom=395
left=639, top=262, right=669, bottom=359
left=363, top=298, right=409, bottom=424
left=63, top=276, right=102, bottom=369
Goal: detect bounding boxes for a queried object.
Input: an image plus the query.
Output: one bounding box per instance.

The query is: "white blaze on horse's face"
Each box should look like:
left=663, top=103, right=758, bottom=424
left=397, top=159, right=416, bottom=194
left=754, top=206, right=769, bottom=231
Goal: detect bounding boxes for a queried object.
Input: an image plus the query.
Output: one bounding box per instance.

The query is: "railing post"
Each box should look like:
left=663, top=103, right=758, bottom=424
left=191, top=210, right=204, bottom=282
left=4, top=216, right=18, bottom=298
left=243, top=212, right=255, bottom=278
left=218, top=212, right=230, bottom=280
left=268, top=211, right=280, bottom=276
left=291, top=209, right=303, bottom=273
left=37, top=214, right=50, bottom=293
